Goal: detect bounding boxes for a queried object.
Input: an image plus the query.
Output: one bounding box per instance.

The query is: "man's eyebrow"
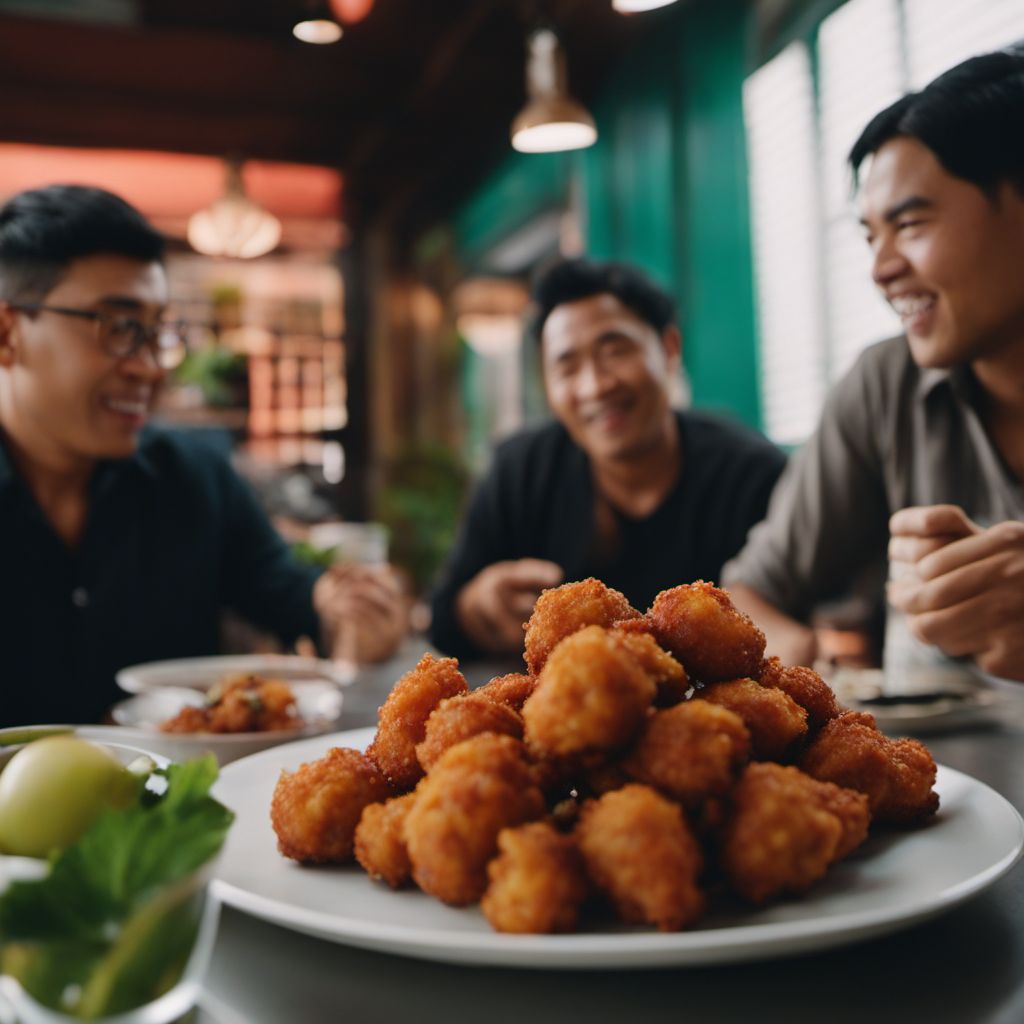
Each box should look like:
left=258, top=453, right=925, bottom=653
left=859, top=195, right=934, bottom=229
left=95, top=296, right=147, bottom=310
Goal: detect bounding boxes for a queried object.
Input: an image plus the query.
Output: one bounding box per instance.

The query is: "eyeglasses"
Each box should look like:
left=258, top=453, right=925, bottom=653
left=9, top=302, right=192, bottom=370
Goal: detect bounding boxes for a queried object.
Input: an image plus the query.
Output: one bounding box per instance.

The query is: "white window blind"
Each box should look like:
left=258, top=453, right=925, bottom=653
left=906, top=0, right=1024, bottom=87
left=818, top=0, right=904, bottom=381
left=743, top=44, right=825, bottom=445
left=745, top=0, right=1024, bottom=446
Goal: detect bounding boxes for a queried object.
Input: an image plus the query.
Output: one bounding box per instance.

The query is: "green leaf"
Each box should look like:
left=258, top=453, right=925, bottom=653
left=0, top=754, right=233, bottom=1016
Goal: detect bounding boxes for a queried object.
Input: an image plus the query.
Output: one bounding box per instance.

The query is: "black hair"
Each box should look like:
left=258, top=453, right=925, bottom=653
left=529, top=257, right=676, bottom=343
left=0, top=184, right=165, bottom=303
left=849, top=48, right=1024, bottom=197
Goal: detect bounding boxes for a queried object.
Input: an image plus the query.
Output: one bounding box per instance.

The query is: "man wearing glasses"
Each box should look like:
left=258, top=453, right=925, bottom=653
left=0, top=184, right=406, bottom=727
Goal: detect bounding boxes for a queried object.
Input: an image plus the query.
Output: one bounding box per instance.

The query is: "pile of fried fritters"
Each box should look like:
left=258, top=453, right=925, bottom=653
left=270, top=579, right=939, bottom=934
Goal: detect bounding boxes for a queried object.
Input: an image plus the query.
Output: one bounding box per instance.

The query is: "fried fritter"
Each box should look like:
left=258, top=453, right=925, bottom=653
left=481, top=821, right=589, bottom=933
left=622, top=699, right=750, bottom=808
left=647, top=581, right=766, bottom=682
left=403, top=734, right=545, bottom=906
left=354, top=791, right=418, bottom=889
left=523, top=578, right=641, bottom=675
left=271, top=747, right=390, bottom=864
left=474, top=672, right=537, bottom=711
left=699, top=678, right=808, bottom=761
left=576, top=784, right=705, bottom=931
left=759, top=656, right=842, bottom=731
left=522, top=625, right=656, bottom=758
left=799, top=711, right=939, bottom=825
left=609, top=625, right=690, bottom=706
left=367, top=653, right=468, bottom=791
left=720, top=763, right=870, bottom=904
left=415, top=692, right=524, bottom=771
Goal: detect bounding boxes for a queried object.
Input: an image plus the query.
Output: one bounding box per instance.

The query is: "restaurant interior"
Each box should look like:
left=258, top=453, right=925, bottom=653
left=2, top=0, right=1024, bottom=1021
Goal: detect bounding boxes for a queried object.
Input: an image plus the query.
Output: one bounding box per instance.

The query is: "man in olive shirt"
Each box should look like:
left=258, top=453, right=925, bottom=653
left=0, top=185, right=405, bottom=726
left=724, top=50, right=1024, bottom=683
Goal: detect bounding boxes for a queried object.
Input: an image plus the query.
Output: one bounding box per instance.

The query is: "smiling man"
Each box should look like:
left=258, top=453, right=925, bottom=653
left=429, top=258, right=786, bottom=659
left=0, top=184, right=406, bottom=727
left=724, top=49, right=1024, bottom=683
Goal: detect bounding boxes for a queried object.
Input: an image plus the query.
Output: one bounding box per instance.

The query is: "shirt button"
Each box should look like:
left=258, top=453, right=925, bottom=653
left=71, top=587, right=89, bottom=608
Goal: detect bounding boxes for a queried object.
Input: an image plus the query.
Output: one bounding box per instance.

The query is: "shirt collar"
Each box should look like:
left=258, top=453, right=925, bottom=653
left=914, top=362, right=979, bottom=406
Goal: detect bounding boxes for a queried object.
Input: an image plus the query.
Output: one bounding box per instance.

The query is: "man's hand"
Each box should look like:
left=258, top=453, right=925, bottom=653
left=887, top=504, right=1024, bottom=680
left=455, top=559, right=564, bottom=656
left=314, top=563, right=409, bottom=665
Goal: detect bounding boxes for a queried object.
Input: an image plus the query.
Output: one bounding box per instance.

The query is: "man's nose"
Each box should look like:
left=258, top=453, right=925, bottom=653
left=871, top=236, right=908, bottom=286
left=575, top=357, right=614, bottom=397
left=120, top=340, right=165, bottom=379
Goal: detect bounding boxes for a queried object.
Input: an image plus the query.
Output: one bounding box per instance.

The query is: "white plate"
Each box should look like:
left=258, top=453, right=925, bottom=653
left=116, top=655, right=354, bottom=695
left=106, top=683, right=343, bottom=767
left=828, top=668, right=1003, bottom=734
left=211, top=727, right=1024, bottom=969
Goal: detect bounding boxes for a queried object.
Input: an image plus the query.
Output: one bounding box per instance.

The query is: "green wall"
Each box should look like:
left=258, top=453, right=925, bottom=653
left=450, top=0, right=764, bottom=430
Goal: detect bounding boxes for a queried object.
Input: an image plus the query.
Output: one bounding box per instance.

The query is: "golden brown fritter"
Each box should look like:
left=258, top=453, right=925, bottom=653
left=161, top=674, right=300, bottom=734
left=622, top=699, right=750, bottom=808
left=354, top=791, right=418, bottom=889
left=575, top=784, right=705, bottom=932
left=609, top=625, right=690, bottom=706
left=799, top=711, right=939, bottom=825
left=647, top=582, right=766, bottom=682
left=271, top=747, right=390, bottom=864
left=522, top=625, right=656, bottom=759
left=415, top=693, right=524, bottom=771
left=720, top=763, right=870, bottom=904
left=481, top=821, right=590, bottom=933
left=403, top=734, right=545, bottom=906
left=474, top=672, right=537, bottom=711
left=523, top=578, right=641, bottom=675
left=367, top=653, right=468, bottom=791
left=759, top=657, right=842, bottom=731
left=699, top=678, right=808, bottom=761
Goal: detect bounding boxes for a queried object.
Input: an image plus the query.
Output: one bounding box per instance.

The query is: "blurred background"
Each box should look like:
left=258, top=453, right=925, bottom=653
left=1, top=0, right=1020, bottom=599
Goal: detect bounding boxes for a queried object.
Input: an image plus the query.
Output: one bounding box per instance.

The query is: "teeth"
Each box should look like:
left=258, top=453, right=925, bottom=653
left=890, top=294, right=935, bottom=317
left=106, top=399, right=147, bottom=415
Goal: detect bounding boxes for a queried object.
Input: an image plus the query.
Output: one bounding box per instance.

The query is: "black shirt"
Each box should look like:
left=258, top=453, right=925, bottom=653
left=428, top=410, right=787, bottom=660
left=0, top=428, right=321, bottom=727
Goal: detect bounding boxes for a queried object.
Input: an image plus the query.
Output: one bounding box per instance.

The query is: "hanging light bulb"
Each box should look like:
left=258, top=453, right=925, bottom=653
left=510, top=29, right=597, bottom=154
left=611, top=0, right=679, bottom=11
left=328, top=0, right=374, bottom=23
left=293, top=18, right=342, bottom=42
left=293, top=1, right=343, bottom=43
left=187, top=160, right=282, bottom=259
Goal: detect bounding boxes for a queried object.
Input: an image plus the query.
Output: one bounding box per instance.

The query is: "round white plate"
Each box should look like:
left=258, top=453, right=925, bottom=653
left=828, top=668, right=1004, bottom=734
left=210, top=728, right=1024, bottom=969
left=116, top=655, right=354, bottom=695
left=107, top=681, right=344, bottom=767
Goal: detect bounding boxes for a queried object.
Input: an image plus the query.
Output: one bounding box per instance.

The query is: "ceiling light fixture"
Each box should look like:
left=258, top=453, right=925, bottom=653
left=611, top=0, right=679, bottom=12
left=292, top=1, right=343, bottom=43
left=511, top=29, right=597, bottom=154
left=187, top=159, right=282, bottom=260
left=328, top=0, right=374, bottom=23
left=293, top=18, right=342, bottom=43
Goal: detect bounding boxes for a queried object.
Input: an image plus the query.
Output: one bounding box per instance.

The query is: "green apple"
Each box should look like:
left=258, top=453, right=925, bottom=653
left=0, top=736, right=139, bottom=857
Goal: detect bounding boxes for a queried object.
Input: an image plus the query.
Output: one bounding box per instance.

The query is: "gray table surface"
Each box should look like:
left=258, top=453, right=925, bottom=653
left=196, top=638, right=1024, bottom=1024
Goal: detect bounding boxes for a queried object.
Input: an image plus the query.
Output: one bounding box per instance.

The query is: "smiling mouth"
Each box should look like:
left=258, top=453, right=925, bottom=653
left=102, top=397, right=149, bottom=418
left=889, top=293, right=936, bottom=327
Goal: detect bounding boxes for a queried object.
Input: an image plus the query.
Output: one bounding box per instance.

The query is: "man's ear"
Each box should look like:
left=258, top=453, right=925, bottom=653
left=661, top=324, right=682, bottom=368
left=0, top=304, right=17, bottom=367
